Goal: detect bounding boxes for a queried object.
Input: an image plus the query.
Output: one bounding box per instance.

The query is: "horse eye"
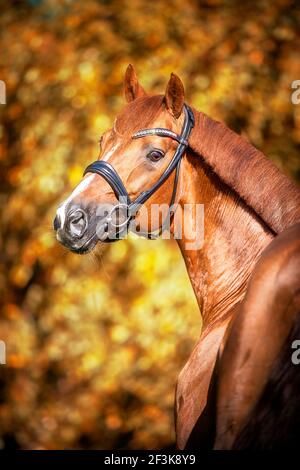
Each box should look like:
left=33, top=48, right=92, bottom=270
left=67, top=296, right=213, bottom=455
left=147, top=149, right=165, bottom=162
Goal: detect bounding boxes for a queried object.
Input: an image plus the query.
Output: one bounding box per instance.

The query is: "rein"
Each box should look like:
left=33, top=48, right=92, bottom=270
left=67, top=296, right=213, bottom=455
left=83, top=104, right=195, bottom=239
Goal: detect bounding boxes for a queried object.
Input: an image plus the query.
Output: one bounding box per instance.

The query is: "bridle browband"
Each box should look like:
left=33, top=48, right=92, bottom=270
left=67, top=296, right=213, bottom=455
left=83, top=104, right=195, bottom=239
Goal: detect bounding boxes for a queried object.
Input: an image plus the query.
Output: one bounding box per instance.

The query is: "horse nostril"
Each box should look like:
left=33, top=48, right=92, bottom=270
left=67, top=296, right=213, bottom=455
left=68, top=209, right=88, bottom=238
left=53, top=215, right=60, bottom=231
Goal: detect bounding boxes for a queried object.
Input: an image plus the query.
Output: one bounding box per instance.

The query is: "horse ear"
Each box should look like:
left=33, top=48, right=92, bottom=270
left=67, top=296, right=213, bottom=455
left=164, top=73, right=185, bottom=119
left=124, top=64, right=146, bottom=102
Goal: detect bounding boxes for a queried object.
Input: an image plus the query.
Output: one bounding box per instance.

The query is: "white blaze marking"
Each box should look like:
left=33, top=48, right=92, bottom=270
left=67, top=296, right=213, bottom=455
left=57, top=174, right=96, bottom=228
left=56, top=143, right=120, bottom=229
left=102, top=142, right=120, bottom=161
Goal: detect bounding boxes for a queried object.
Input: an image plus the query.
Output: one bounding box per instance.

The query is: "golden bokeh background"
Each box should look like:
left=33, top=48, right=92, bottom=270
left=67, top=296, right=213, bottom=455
left=0, top=0, right=299, bottom=449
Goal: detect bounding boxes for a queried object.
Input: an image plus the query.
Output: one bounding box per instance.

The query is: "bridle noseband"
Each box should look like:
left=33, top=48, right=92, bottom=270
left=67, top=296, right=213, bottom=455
left=83, top=104, right=195, bottom=239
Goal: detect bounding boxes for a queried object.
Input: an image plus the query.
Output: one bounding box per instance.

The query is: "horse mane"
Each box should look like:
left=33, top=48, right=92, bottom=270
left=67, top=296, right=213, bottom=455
left=189, top=108, right=300, bottom=235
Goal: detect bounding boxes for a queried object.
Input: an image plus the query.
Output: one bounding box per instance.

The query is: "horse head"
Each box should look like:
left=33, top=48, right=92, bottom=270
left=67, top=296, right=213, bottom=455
left=53, top=65, right=190, bottom=253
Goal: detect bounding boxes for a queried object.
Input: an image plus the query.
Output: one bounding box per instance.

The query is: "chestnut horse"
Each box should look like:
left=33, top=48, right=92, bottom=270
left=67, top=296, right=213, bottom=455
left=54, top=65, right=300, bottom=449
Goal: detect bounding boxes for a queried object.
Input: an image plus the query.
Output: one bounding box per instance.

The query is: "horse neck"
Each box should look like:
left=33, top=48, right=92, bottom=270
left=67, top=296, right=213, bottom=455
left=175, top=108, right=300, bottom=332
left=176, top=151, right=273, bottom=332
left=188, top=108, right=300, bottom=236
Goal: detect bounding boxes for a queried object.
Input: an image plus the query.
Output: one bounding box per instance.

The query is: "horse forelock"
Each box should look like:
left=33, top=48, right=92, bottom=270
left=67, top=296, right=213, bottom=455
left=114, top=95, right=165, bottom=135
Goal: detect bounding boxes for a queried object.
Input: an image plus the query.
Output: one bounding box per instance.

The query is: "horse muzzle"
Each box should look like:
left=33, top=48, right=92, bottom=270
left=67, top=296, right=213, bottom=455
left=53, top=202, right=131, bottom=253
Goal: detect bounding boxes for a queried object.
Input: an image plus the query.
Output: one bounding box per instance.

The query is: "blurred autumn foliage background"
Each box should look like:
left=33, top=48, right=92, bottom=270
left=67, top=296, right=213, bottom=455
left=0, top=0, right=299, bottom=450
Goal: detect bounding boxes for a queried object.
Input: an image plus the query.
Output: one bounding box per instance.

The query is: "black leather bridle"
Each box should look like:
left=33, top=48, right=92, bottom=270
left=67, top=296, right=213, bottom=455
left=83, top=104, right=195, bottom=240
